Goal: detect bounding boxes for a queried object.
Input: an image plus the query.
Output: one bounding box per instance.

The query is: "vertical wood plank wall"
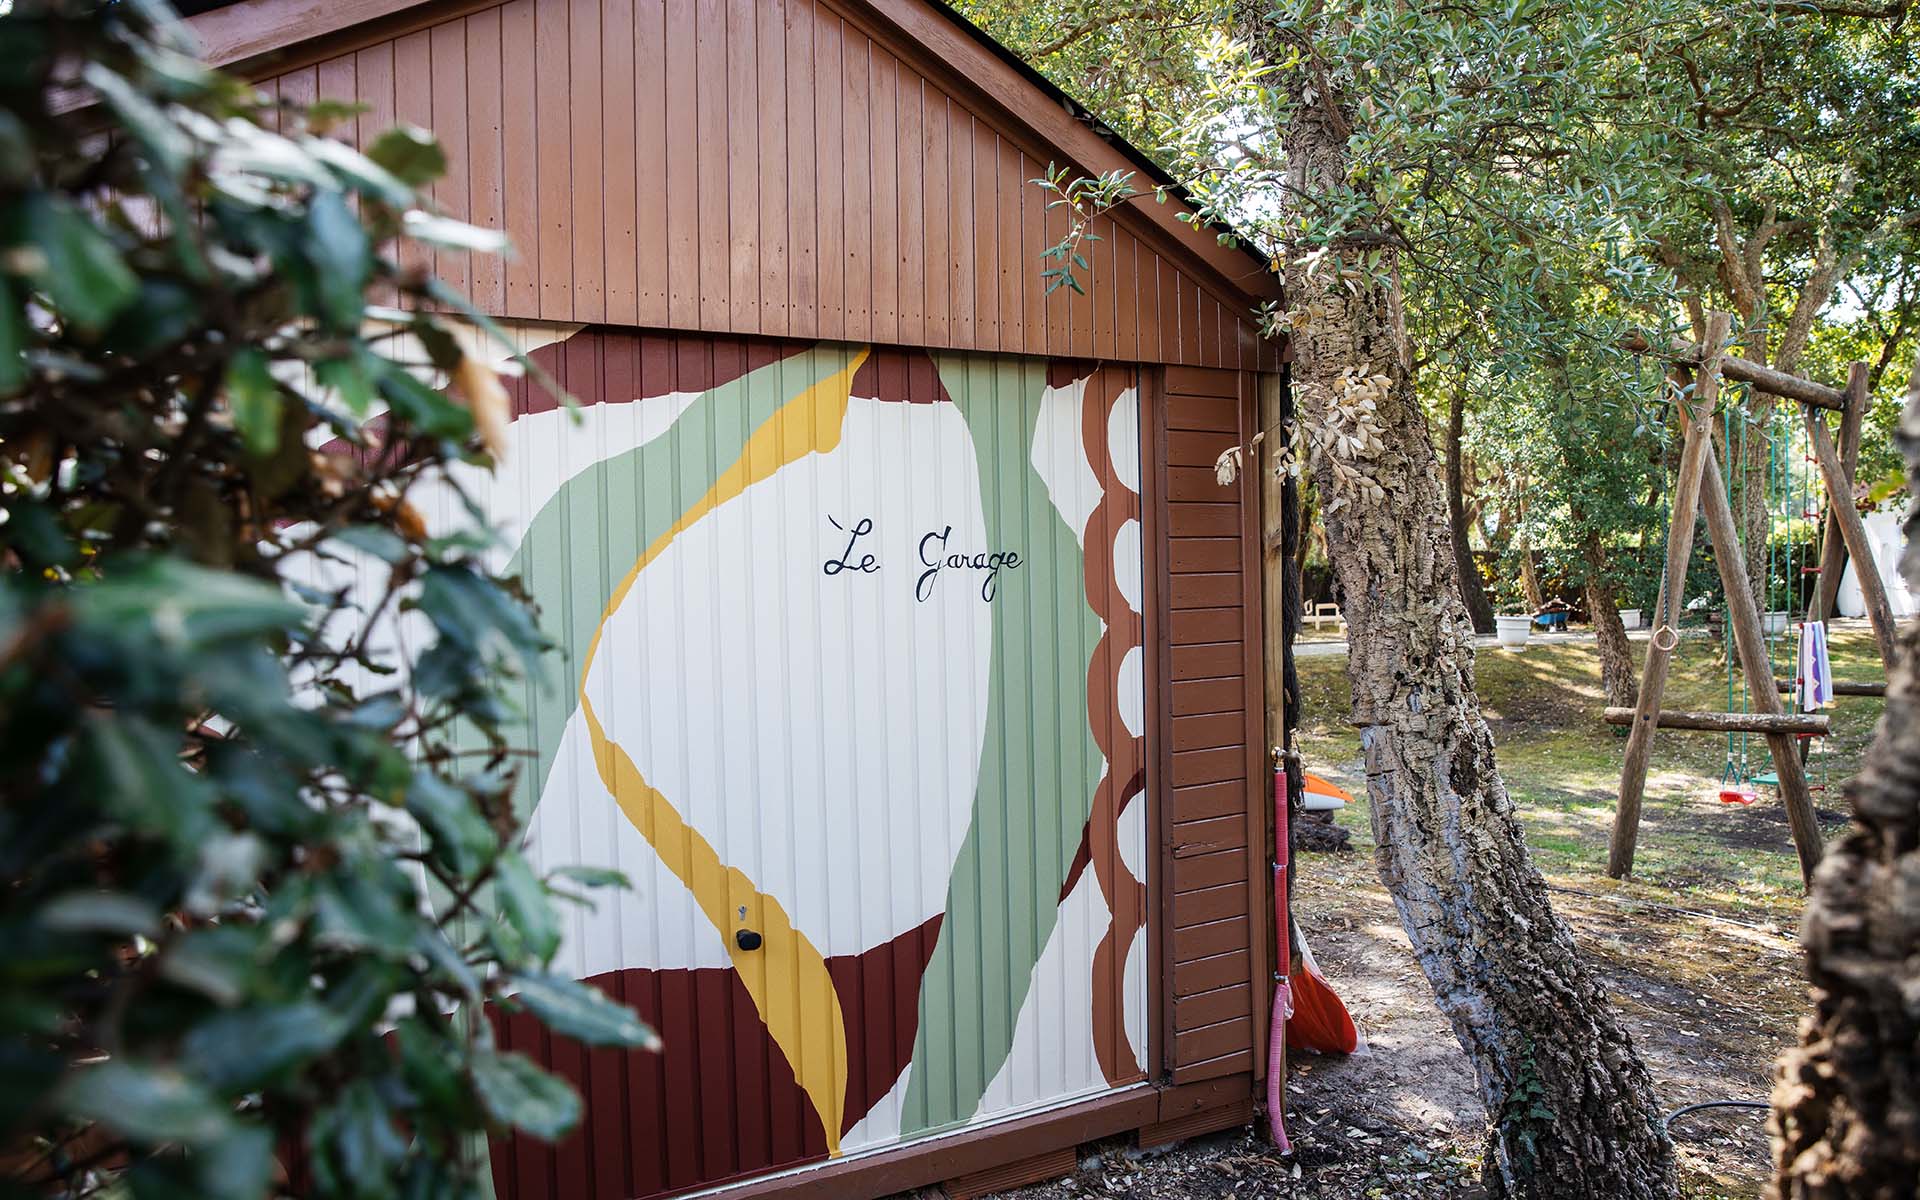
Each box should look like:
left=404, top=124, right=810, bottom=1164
left=1154, top=366, right=1268, bottom=1084
left=255, top=0, right=1279, bottom=371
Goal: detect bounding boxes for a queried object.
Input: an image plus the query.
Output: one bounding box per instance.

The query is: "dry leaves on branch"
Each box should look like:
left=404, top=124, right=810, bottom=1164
left=1213, top=430, right=1268, bottom=487
left=1307, top=368, right=1391, bottom=513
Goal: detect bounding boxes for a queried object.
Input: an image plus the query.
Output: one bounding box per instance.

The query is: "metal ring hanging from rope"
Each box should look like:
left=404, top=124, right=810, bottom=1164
left=1652, top=624, right=1680, bottom=652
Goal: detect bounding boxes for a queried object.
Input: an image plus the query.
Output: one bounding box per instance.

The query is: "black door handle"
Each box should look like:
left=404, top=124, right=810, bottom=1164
left=735, top=929, right=763, bottom=951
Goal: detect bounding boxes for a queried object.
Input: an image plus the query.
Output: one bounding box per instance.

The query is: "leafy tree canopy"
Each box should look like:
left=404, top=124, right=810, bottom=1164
left=959, top=0, right=1919, bottom=592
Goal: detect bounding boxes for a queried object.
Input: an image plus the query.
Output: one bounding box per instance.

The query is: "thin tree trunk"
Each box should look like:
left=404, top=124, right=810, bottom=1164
left=1448, top=384, right=1496, bottom=633
left=1480, top=492, right=1516, bottom=556
left=1705, top=211, right=1774, bottom=617
left=1738, top=393, right=1776, bottom=616
left=1581, top=531, right=1638, bottom=708
left=1510, top=478, right=1547, bottom=610
left=1294, top=469, right=1318, bottom=581
left=1769, top=352, right=1920, bottom=1198
left=1517, top=531, right=1546, bottom=612
left=1268, top=66, right=1674, bottom=1199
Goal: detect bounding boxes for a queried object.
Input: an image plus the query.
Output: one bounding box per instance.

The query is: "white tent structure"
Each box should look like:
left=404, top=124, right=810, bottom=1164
left=1837, top=504, right=1918, bottom=619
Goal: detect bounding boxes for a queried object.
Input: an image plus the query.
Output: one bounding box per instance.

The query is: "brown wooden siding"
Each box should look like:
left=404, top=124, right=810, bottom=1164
left=1153, top=365, right=1268, bottom=1086
left=248, top=0, right=1280, bottom=370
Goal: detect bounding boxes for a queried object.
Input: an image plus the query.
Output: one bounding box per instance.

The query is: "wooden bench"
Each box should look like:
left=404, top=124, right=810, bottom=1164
left=1308, top=602, right=1346, bottom=632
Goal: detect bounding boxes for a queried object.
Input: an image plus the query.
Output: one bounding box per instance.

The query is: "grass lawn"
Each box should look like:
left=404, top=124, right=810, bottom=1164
left=1294, top=623, right=1884, bottom=923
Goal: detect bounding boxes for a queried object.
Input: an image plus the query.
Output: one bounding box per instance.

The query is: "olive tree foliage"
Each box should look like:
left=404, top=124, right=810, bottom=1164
left=1798, top=262, right=1920, bottom=498
left=0, top=5, right=654, bottom=1198
left=1463, top=328, right=1667, bottom=626
left=960, top=0, right=1920, bottom=608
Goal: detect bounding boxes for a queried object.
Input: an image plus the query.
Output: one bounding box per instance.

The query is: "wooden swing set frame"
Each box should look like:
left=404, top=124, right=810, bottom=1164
left=1608, top=311, right=1897, bottom=885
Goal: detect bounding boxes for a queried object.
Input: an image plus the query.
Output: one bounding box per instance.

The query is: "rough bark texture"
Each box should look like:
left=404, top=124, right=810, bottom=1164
left=1769, top=353, right=1920, bottom=1199
left=1273, top=88, right=1676, bottom=1200
left=1448, top=385, right=1497, bottom=634
left=1582, top=532, right=1639, bottom=708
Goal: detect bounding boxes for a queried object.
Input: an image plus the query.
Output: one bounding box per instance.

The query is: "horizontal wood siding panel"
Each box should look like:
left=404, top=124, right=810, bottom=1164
left=1165, top=366, right=1239, bottom=396
left=1171, top=746, right=1245, bottom=786
left=250, top=0, right=1276, bottom=368
left=1175, top=985, right=1252, bottom=1033
left=1165, top=430, right=1237, bottom=467
left=1170, top=677, right=1243, bottom=717
left=1153, top=367, right=1264, bottom=1086
left=1171, top=713, right=1244, bottom=751
left=1168, top=608, right=1242, bottom=645
left=1167, top=467, right=1234, bottom=503
left=1162, top=397, right=1238, bottom=433
left=1173, top=882, right=1246, bottom=928
left=1170, top=816, right=1246, bottom=858
left=1170, top=849, right=1244, bottom=893
left=1170, top=1051, right=1255, bottom=1086
left=1176, top=1018, right=1254, bottom=1066
left=1170, top=643, right=1247, bottom=680
left=1166, top=505, right=1241, bottom=538
left=1167, top=782, right=1244, bottom=824
left=1167, top=538, right=1241, bottom=573
left=1172, top=920, right=1249, bottom=966
left=1169, top=573, right=1241, bottom=609
left=1170, top=949, right=1249, bottom=993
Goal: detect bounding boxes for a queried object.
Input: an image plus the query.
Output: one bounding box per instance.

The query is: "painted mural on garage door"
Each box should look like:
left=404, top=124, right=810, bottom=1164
left=456, top=327, right=1147, bottom=1198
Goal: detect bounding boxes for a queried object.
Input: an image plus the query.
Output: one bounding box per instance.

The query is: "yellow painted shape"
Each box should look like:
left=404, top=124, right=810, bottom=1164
left=577, top=347, right=870, bottom=1154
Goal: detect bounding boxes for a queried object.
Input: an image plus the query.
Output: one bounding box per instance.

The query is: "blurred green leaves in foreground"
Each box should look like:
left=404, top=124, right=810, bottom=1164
left=0, top=3, right=652, bottom=1197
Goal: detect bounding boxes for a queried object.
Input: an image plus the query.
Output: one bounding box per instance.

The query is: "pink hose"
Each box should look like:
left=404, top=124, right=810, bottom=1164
left=1267, top=767, right=1292, bottom=1153
left=1267, top=979, right=1291, bottom=1152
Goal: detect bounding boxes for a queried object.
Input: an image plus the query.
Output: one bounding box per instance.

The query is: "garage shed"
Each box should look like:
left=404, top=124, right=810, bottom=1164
left=189, top=0, right=1293, bottom=1196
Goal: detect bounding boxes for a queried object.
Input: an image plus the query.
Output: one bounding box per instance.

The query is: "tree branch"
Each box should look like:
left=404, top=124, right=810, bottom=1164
left=1027, top=5, right=1178, bottom=59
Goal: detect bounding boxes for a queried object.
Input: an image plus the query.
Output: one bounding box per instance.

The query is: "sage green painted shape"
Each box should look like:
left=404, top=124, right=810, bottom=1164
left=501, top=339, right=1104, bottom=1140
left=506, top=344, right=864, bottom=824
left=900, top=354, right=1104, bottom=1134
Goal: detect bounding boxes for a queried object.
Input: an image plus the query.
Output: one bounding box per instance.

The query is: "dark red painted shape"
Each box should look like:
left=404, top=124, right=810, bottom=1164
left=489, top=914, right=946, bottom=1200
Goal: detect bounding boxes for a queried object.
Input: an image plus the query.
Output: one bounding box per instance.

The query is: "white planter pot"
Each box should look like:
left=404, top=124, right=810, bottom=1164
left=1763, top=611, right=1790, bottom=636
left=1619, top=608, right=1641, bottom=630
left=1495, top=615, right=1533, bottom=649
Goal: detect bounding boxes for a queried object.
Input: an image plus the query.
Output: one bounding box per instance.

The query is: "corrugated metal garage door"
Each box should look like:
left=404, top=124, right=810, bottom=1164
left=353, top=326, right=1152, bottom=1198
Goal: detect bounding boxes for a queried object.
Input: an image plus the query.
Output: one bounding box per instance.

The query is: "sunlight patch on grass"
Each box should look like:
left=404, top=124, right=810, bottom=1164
left=1293, top=628, right=1884, bottom=925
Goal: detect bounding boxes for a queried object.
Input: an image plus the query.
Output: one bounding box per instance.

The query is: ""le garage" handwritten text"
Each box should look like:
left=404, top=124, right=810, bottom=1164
left=822, top=516, right=1022, bottom=602
left=916, top=525, right=1022, bottom=603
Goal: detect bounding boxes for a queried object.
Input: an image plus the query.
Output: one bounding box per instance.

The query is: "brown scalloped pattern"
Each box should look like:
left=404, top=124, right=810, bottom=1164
left=1077, top=367, right=1147, bottom=1085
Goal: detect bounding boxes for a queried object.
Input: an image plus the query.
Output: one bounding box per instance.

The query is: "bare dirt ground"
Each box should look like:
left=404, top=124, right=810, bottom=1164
left=980, top=841, right=1793, bottom=1200
left=1287, top=847, right=1798, bottom=1199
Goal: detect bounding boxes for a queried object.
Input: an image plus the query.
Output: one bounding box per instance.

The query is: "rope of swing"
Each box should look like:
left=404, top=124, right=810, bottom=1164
left=1721, top=394, right=1749, bottom=786
left=1648, top=367, right=1692, bottom=654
